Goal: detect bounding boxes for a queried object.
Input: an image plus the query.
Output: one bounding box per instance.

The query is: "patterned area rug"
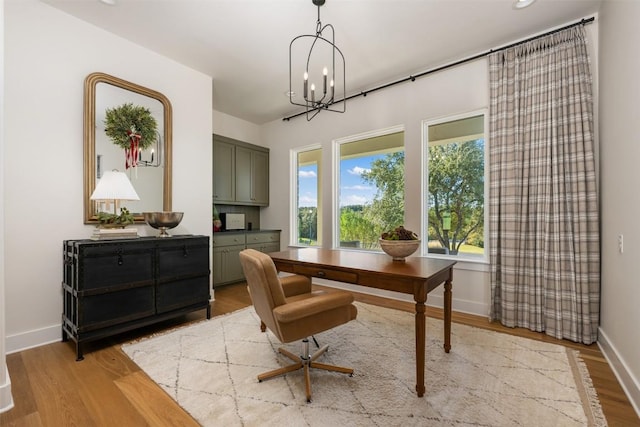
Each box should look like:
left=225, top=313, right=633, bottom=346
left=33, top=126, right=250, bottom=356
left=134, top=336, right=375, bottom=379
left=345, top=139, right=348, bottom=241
left=122, top=302, right=606, bottom=426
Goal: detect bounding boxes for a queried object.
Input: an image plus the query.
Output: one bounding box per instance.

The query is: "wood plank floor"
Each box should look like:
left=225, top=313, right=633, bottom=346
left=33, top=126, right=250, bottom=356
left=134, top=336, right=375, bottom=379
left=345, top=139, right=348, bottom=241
left=2, top=282, right=638, bottom=426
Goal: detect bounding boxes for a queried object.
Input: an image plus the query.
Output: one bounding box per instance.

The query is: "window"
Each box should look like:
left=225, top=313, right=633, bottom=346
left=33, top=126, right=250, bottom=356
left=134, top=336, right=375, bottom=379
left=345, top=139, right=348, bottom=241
left=293, top=147, right=322, bottom=246
left=424, top=111, right=487, bottom=260
left=334, top=127, right=405, bottom=249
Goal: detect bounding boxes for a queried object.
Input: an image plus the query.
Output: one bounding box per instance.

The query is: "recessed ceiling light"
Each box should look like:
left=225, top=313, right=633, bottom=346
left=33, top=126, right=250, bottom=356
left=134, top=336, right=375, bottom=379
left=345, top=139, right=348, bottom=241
left=513, top=0, right=536, bottom=9
left=99, top=0, right=117, bottom=5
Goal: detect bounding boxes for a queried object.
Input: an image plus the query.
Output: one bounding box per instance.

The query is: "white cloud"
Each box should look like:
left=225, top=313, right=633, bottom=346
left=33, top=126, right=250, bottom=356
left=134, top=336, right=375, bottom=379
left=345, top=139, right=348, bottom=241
left=340, top=194, right=369, bottom=206
left=299, top=170, right=317, bottom=178
left=344, top=184, right=373, bottom=191
left=348, top=166, right=370, bottom=175
left=298, top=194, right=317, bottom=207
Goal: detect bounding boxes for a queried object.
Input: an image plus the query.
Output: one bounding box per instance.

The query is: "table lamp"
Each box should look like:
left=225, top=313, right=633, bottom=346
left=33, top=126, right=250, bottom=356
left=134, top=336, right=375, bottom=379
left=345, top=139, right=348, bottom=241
left=90, top=170, right=140, bottom=219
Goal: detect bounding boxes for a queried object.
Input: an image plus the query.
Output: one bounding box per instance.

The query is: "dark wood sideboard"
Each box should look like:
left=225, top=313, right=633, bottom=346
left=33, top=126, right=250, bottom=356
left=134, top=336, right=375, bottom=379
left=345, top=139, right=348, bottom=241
left=62, top=235, right=211, bottom=360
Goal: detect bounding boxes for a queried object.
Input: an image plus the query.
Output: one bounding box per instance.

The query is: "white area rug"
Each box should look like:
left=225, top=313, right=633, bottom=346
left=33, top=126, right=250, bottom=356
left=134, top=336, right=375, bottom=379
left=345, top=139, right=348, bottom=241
left=122, top=302, right=606, bottom=426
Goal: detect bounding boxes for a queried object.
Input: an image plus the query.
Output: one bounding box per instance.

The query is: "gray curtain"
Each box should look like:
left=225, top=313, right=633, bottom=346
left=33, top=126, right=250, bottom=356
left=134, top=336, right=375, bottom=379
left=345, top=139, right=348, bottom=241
left=488, top=26, right=599, bottom=344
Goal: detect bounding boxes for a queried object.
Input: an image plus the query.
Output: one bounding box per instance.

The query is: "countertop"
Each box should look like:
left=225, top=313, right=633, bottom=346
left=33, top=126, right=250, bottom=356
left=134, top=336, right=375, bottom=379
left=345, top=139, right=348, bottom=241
left=213, top=229, right=281, bottom=235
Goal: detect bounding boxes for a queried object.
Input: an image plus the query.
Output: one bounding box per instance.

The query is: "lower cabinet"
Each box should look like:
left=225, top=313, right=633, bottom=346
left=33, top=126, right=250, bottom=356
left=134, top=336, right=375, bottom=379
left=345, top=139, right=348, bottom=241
left=213, top=243, right=245, bottom=284
left=213, top=230, right=280, bottom=286
left=62, top=235, right=211, bottom=360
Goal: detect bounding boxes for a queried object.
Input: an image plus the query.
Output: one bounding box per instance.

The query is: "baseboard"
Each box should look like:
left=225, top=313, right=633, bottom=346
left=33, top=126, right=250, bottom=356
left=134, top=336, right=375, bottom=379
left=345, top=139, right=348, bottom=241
left=6, top=324, right=61, bottom=355
left=597, top=326, right=640, bottom=418
left=0, top=366, right=14, bottom=414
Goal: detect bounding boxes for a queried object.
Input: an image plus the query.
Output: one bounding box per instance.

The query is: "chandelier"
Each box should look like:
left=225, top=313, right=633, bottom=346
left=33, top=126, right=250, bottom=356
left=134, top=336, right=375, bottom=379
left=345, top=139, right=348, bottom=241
left=289, top=0, right=346, bottom=121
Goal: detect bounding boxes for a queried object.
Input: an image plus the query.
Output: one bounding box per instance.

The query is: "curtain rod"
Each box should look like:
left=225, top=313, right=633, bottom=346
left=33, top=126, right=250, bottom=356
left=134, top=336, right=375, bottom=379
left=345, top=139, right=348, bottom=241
left=283, top=16, right=595, bottom=121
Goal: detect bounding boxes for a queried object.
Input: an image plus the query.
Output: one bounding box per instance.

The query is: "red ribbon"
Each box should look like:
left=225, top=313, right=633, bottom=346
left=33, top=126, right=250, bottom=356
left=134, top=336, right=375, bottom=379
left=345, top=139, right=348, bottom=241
left=125, top=132, right=141, bottom=169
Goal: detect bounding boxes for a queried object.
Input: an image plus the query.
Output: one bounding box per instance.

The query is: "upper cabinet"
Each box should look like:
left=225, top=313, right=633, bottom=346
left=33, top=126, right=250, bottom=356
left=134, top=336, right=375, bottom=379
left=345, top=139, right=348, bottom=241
left=213, top=138, right=235, bottom=202
left=213, top=135, right=269, bottom=206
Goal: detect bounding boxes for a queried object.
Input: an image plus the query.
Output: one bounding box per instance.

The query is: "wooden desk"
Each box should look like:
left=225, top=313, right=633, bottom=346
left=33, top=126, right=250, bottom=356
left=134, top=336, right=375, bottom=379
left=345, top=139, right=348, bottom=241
left=269, top=248, right=456, bottom=397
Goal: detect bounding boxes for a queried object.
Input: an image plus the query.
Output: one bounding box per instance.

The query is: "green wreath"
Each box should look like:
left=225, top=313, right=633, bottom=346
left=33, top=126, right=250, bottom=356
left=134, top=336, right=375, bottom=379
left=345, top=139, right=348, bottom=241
left=104, top=103, right=158, bottom=150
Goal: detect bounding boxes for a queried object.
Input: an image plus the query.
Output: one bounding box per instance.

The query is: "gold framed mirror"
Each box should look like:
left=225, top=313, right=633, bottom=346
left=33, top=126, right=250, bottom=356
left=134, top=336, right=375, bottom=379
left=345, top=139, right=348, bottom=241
left=84, top=72, right=172, bottom=224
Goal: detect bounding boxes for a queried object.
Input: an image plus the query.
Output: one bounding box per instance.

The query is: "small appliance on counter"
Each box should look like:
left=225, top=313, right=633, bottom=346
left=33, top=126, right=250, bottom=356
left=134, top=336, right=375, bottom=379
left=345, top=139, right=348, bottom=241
left=220, top=212, right=245, bottom=230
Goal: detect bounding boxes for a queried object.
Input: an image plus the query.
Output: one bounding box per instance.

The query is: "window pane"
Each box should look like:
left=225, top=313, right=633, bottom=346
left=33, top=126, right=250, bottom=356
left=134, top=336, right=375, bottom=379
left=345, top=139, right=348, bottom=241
left=426, top=114, right=485, bottom=258
left=338, top=131, right=404, bottom=250
left=297, top=149, right=321, bottom=246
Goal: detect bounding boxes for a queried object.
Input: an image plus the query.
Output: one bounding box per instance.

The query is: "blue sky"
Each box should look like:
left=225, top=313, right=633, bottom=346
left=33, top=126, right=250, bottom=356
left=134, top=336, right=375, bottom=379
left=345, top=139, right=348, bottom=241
left=298, top=154, right=384, bottom=207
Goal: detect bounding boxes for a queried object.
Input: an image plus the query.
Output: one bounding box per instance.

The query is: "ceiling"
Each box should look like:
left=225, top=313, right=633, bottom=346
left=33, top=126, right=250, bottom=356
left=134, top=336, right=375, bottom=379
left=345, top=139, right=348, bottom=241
left=41, top=0, right=602, bottom=125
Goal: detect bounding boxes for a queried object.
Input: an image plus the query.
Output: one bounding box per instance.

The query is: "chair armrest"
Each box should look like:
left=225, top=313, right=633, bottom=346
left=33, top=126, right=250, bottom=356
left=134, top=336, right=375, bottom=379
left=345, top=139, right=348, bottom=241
left=273, top=291, right=354, bottom=323
left=280, top=274, right=312, bottom=297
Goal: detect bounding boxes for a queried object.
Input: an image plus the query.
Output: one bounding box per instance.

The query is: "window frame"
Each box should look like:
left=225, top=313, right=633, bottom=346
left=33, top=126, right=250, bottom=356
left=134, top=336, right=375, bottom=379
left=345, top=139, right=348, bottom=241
left=332, top=125, right=405, bottom=250
left=290, top=144, right=322, bottom=247
left=421, top=109, right=489, bottom=264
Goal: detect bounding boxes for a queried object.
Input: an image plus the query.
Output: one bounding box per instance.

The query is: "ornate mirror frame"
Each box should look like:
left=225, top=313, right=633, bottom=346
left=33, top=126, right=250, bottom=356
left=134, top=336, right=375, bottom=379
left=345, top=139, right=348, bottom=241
left=83, top=72, right=173, bottom=224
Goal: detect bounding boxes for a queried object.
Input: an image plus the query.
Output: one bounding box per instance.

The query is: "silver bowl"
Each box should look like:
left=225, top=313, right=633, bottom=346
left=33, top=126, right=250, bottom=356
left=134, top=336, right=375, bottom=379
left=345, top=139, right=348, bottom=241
left=143, top=212, right=184, bottom=237
left=379, top=238, right=421, bottom=261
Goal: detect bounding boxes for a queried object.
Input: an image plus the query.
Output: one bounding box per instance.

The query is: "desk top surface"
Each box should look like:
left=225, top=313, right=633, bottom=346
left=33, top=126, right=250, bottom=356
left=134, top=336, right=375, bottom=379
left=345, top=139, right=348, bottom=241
left=269, top=248, right=456, bottom=280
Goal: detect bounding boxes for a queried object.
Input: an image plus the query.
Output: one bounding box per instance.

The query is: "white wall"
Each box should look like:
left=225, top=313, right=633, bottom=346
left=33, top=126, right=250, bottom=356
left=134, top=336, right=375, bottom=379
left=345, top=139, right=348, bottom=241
left=213, top=109, right=261, bottom=145
left=598, top=0, right=640, bottom=414
left=0, top=0, right=13, bottom=414
left=3, top=0, right=212, bottom=353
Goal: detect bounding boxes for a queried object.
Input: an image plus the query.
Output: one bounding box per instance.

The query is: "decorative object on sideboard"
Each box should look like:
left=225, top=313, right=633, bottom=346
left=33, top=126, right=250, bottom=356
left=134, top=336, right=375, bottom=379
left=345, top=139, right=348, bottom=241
left=143, top=211, right=184, bottom=237
left=288, top=0, right=346, bottom=121
left=379, top=226, right=420, bottom=261
left=90, top=170, right=140, bottom=239
left=104, top=102, right=158, bottom=169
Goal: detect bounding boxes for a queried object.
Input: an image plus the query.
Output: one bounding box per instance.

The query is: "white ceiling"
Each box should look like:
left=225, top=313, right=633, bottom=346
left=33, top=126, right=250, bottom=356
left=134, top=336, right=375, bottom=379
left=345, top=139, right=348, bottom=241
left=41, top=0, right=602, bottom=124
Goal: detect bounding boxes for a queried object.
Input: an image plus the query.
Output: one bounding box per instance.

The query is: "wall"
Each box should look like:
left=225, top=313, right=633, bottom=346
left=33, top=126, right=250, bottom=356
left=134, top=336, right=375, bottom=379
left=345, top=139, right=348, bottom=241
left=213, top=109, right=261, bottom=145
left=3, top=0, right=212, bottom=353
left=0, top=0, right=13, bottom=414
left=598, top=0, right=640, bottom=414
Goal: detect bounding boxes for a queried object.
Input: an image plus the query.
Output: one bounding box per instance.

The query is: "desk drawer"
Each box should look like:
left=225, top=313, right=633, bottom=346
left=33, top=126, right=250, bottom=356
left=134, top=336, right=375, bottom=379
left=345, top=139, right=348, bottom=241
left=292, top=265, right=358, bottom=284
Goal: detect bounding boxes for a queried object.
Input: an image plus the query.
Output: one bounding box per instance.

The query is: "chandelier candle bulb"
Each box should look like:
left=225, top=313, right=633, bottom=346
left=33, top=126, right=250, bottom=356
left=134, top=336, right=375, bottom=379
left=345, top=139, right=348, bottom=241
left=303, top=72, right=308, bottom=98
left=311, top=84, right=315, bottom=103
left=323, top=67, right=328, bottom=93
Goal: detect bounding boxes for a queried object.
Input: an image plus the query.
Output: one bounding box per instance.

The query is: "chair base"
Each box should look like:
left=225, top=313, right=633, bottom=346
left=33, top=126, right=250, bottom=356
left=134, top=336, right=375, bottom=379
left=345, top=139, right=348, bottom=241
left=257, top=338, right=353, bottom=403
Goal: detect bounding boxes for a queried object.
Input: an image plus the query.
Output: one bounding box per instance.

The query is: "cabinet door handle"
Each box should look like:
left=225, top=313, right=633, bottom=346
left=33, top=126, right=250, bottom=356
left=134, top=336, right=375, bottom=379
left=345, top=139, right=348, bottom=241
left=117, top=249, right=124, bottom=266
left=317, top=270, right=326, bottom=277
left=183, top=245, right=189, bottom=257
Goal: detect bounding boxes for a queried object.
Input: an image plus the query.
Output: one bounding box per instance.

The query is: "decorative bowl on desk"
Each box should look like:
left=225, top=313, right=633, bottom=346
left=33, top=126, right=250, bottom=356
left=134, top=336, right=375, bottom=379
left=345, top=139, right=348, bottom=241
left=379, top=226, right=420, bottom=261
left=143, top=212, right=184, bottom=237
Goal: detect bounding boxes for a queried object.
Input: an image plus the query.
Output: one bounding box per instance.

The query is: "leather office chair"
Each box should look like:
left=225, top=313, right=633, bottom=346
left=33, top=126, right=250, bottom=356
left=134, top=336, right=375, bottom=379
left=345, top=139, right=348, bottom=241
left=239, top=248, right=358, bottom=402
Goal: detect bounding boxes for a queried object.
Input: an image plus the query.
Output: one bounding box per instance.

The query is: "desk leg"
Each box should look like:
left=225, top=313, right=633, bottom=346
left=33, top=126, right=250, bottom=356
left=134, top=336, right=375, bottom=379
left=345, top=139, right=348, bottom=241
left=444, top=277, right=452, bottom=353
left=415, top=299, right=426, bottom=397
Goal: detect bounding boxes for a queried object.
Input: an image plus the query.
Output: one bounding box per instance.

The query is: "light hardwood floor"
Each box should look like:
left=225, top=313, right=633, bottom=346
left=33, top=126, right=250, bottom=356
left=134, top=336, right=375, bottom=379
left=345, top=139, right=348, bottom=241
left=2, top=282, right=639, bottom=426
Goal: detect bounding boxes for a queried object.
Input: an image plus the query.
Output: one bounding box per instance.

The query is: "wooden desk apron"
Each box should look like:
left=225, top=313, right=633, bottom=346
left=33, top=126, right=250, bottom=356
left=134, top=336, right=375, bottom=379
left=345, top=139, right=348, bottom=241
left=269, top=248, right=456, bottom=397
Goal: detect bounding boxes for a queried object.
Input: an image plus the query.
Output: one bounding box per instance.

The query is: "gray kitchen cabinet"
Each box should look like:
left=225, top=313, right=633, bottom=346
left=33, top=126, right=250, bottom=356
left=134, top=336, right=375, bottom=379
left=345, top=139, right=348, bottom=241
left=213, top=231, right=280, bottom=286
left=213, top=134, right=269, bottom=206
left=213, top=138, right=235, bottom=203
left=235, top=146, right=269, bottom=205
left=245, top=231, right=280, bottom=253
left=212, top=233, right=246, bottom=285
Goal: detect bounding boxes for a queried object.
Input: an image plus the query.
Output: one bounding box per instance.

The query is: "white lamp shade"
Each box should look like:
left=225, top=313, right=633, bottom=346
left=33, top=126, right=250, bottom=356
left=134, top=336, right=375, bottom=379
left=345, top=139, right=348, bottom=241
left=90, top=170, right=140, bottom=201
